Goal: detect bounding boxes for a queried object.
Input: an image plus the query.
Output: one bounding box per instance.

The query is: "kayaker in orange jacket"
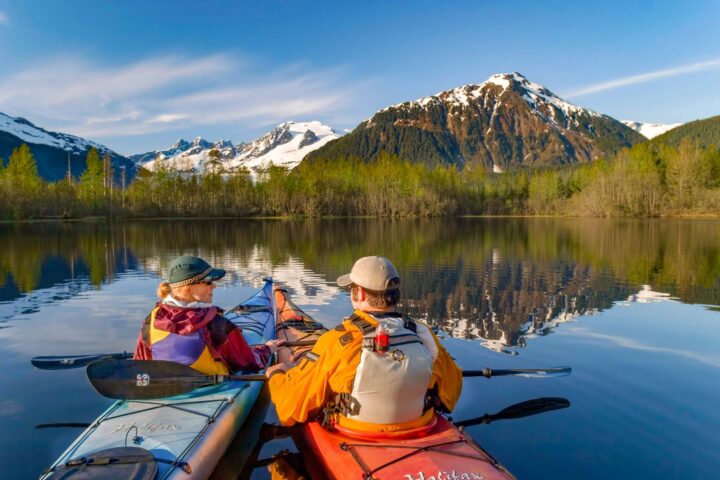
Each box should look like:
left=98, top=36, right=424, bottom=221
left=267, top=256, right=463, bottom=431
left=133, top=255, right=283, bottom=375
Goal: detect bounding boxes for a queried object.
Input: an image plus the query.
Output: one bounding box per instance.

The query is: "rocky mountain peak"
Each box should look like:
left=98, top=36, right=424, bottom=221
left=213, top=139, right=235, bottom=149
left=298, top=130, right=319, bottom=148
left=309, top=73, right=644, bottom=169
left=240, top=123, right=294, bottom=158
left=191, top=137, right=212, bottom=149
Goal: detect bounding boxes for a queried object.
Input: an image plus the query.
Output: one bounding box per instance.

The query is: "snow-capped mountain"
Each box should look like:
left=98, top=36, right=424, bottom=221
left=133, top=121, right=340, bottom=175
left=0, top=111, right=136, bottom=181
left=306, top=72, right=644, bottom=170
left=129, top=137, right=217, bottom=165
left=621, top=120, right=682, bottom=139
left=1, top=112, right=116, bottom=156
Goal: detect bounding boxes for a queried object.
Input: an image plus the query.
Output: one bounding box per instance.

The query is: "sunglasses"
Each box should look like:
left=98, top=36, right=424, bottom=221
left=200, top=280, right=215, bottom=286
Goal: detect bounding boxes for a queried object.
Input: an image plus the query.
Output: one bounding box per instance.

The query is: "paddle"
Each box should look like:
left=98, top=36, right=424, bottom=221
left=454, top=397, right=570, bottom=427
left=462, top=366, right=571, bottom=378
left=87, top=359, right=268, bottom=400
left=35, top=422, right=92, bottom=429
left=31, top=352, right=133, bottom=370
left=32, top=341, right=316, bottom=371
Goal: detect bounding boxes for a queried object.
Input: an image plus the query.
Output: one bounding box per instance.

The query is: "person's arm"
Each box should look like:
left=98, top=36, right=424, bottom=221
left=268, top=330, right=354, bottom=426
left=417, top=322, right=463, bottom=412
left=132, top=314, right=152, bottom=360
left=207, top=316, right=270, bottom=372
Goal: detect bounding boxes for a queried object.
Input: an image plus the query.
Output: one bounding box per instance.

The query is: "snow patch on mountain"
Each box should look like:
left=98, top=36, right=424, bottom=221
left=137, top=121, right=339, bottom=175
left=378, top=72, right=602, bottom=122
left=0, top=111, right=120, bottom=156
left=621, top=120, right=681, bottom=139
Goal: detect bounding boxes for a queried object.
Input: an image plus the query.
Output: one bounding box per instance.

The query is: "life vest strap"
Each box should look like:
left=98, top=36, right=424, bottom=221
left=348, top=311, right=418, bottom=332
left=346, top=313, right=375, bottom=334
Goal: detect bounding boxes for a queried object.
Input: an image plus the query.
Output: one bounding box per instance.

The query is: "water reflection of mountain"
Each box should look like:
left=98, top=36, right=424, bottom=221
left=399, top=256, right=630, bottom=347
left=144, top=247, right=339, bottom=305
left=1, top=219, right=719, bottom=347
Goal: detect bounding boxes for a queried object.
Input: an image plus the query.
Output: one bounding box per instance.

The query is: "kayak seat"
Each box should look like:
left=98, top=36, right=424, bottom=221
left=42, top=446, right=159, bottom=479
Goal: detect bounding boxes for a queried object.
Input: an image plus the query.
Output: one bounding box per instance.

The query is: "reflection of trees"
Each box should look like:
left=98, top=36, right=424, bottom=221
left=0, top=222, right=136, bottom=302
left=1, top=218, right=719, bottom=346
left=0, top=224, right=47, bottom=293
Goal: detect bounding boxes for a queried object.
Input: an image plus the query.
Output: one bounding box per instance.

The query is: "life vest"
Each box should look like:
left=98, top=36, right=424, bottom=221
left=340, top=311, right=433, bottom=425
left=149, top=306, right=229, bottom=376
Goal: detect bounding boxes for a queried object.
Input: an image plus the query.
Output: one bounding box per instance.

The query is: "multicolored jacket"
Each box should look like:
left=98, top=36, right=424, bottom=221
left=133, top=302, right=271, bottom=374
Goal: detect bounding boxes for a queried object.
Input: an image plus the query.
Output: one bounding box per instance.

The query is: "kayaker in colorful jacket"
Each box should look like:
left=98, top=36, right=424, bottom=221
left=133, top=255, right=283, bottom=375
left=267, top=256, right=463, bottom=431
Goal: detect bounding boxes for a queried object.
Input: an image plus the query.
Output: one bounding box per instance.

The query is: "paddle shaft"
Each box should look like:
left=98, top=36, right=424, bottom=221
left=462, top=366, right=571, bottom=378
left=31, top=341, right=315, bottom=370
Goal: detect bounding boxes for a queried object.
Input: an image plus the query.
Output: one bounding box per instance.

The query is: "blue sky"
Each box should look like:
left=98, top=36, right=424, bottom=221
left=0, top=0, right=719, bottom=155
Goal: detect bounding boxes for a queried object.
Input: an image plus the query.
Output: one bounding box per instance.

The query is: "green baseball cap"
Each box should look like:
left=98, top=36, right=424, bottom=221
left=167, top=255, right=225, bottom=288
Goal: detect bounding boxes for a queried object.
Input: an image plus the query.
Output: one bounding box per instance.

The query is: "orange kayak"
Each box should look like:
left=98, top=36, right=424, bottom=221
left=273, top=287, right=515, bottom=480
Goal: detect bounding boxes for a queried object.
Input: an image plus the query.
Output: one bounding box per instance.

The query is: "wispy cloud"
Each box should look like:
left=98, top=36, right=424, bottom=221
left=564, top=58, right=720, bottom=98
left=0, top=53, right=369, bottom=144
left=0, top=11, right=9, bottom=25
left=567, top=327, right=720, bottom=368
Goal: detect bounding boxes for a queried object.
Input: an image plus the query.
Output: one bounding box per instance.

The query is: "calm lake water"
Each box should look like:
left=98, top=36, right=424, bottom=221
left=1, top=218, right=719, bottom=479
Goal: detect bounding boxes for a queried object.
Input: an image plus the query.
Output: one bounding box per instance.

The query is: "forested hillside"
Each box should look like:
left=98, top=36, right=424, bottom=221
left=650, top=115, right=720, bottom=149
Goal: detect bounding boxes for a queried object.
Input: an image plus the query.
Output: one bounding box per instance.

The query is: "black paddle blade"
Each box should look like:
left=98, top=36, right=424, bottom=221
left=31, top=352, right=132, bottom=370
left=490, top=396, right=570, bottom=421
left=455, top=397, right=571, bottom=428
left=35, top=422, right=92, bottom=429
left=86, top=359, right=215, bottom=400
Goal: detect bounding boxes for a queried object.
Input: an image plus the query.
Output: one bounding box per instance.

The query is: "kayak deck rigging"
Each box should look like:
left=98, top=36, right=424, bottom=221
left=339, top=436, right=505, bottom=480
left=100, top=392, right=245, bottom=422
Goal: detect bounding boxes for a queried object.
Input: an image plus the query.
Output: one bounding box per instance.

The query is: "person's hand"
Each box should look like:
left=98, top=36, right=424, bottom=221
left=265, top=362, right=289, bottom=378
left=265, top=339, right=286, bottom=353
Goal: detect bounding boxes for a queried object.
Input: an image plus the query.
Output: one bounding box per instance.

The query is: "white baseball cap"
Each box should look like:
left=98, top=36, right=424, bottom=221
left=336, top=256, right=400, bottom=291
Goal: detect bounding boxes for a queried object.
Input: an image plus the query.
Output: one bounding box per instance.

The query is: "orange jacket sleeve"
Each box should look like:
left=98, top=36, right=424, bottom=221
left=268, top=327, right=363, bottom=426
left=428, top=329, right=463, bottom=412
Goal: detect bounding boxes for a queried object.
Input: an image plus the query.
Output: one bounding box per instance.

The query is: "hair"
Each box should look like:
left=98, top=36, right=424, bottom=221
left=157, top=282, right=172, bottom=300
left=351, top=278, right=401, bottom=308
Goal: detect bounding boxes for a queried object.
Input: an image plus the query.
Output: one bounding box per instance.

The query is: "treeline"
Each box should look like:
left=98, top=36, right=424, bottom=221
left=650, top=115, right=720, bottom=149
left=1, top=139, right=719, bottom=219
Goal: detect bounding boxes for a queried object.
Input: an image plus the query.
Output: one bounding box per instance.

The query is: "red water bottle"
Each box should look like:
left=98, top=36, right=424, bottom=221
left=374, top=322, right=389, bottom=352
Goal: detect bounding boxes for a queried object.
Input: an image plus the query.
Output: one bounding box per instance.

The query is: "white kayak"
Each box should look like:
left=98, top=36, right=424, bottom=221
left=40, top=278, right=275, bottom=480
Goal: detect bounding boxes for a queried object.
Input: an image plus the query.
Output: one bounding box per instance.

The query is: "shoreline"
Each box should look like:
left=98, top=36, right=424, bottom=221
left=2, top=213, right=720, bottom=224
